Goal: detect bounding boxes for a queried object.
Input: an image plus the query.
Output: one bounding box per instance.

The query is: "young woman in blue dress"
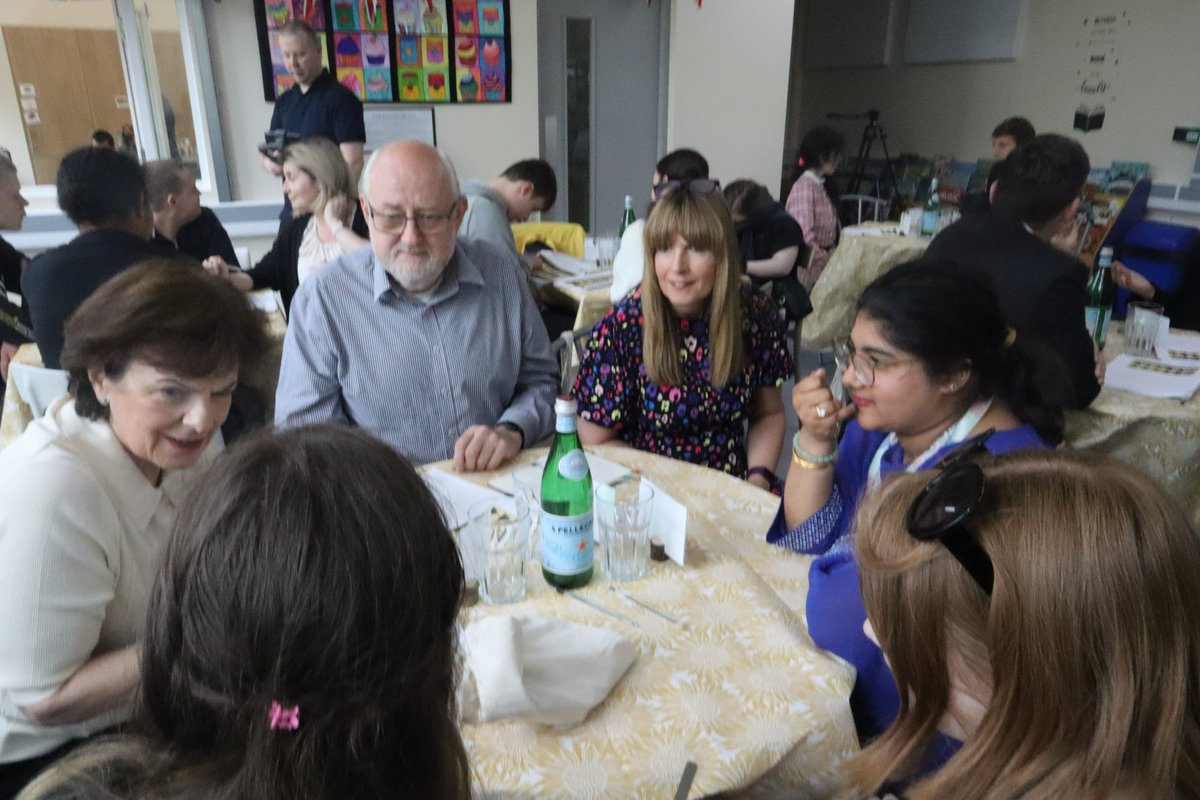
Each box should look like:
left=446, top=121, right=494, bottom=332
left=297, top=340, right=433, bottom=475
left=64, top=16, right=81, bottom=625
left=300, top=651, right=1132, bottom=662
left=766, top=258, right=1063, bottom=744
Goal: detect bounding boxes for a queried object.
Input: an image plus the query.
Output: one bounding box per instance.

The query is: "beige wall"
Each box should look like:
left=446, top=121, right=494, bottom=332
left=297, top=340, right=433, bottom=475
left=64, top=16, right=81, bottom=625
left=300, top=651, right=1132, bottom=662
left=203, top=0, right=540, bottom=203
left=666, top=0, right=796, bottom=192
left=793, top=0, right=1200, bottom=188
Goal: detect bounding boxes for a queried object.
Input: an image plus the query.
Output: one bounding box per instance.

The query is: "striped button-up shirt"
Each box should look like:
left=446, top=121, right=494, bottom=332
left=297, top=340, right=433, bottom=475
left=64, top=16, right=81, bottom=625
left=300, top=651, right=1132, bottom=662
left=275, top=240, right=558, bottom=465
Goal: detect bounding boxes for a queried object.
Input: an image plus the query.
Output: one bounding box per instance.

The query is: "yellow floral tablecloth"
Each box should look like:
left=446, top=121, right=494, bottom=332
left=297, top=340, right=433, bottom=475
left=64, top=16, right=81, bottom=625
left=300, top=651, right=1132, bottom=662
left=448, top=445, right=858, bottom=800
left=0, top=343, right=41, bottom=446
left=801, top=230, right=930, bottom=350
left=1064, top=326, right=1200, bottom=528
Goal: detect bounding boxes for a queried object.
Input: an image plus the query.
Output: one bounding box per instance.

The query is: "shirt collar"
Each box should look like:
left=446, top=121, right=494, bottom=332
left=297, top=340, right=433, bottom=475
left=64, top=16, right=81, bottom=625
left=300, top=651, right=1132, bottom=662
left=802, top=169, right=826, bottom=185
left=370, top=243, right=485, bottom=305
left=53, top=396, right=192, bottom=532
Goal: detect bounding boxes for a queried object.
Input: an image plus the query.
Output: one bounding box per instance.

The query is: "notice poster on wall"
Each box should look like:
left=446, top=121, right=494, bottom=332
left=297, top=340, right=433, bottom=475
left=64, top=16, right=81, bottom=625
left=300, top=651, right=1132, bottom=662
left=1072, top=10, right=1132, bottom=133
left=254, top=0, right=511, bottom=104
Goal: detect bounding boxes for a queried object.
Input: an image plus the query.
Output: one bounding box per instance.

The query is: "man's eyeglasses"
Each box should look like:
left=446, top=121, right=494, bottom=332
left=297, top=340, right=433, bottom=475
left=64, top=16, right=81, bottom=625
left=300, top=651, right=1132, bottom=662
left=366, top=201, right=458, bottom=235
left=833, top=339, right=918, bottom=388
left=904, top=429, right=996, bottom=595
left=651, top=177, right=722, bottom=202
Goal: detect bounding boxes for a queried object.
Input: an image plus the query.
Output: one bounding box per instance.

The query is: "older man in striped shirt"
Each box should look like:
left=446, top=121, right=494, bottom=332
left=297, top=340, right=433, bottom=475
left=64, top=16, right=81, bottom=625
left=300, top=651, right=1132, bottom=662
left=274, top=140, right=558, bottom=470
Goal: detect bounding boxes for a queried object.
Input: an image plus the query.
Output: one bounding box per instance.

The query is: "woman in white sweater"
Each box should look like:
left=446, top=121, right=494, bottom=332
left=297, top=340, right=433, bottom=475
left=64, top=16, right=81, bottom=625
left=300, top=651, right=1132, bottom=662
left=0, top=261, right=267, bottom=798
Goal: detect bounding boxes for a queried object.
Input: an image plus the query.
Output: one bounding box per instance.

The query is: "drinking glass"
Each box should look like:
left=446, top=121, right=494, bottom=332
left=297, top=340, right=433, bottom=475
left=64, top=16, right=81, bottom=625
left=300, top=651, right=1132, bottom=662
left=510, top=464, right=543, bottom=559
left=595, top=481, right=655, bottom=583
left=467, top=498, right=530, bottom=604
left=1123, top=301, right=1165, bottom=358
left=596, top=235, right=617, bottom=270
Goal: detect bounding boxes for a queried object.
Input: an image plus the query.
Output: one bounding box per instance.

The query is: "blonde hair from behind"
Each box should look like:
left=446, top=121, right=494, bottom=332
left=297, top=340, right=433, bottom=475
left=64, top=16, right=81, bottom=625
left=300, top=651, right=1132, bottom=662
left=640, top=187, right=744, bottom=387
left=281, top=137, right=355, bottom=214
left=845, top=449, right=1200, bottom=800
left=14, top=736, right=157, bottom=800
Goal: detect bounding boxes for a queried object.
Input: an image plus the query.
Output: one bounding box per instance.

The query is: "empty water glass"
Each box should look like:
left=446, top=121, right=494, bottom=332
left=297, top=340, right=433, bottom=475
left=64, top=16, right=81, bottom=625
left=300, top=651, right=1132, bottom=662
left=1124, top=301, right=1165, bottom=358
left=510, top=463, right=543, bottom=558
left=467, top=498, right=530, bottom=604
left=595, top=481, right=655, bottom=583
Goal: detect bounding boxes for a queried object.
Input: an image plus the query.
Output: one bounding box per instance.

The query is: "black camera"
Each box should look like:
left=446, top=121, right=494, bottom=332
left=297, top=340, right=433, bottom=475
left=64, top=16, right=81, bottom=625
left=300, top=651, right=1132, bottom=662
left=257, top=129, right=302, bottom=164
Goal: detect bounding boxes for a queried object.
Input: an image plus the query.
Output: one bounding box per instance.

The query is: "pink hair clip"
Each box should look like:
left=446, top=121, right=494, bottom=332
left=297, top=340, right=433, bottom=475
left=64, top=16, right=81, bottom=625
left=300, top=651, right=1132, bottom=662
left=268, top=701, right=300, bottom=731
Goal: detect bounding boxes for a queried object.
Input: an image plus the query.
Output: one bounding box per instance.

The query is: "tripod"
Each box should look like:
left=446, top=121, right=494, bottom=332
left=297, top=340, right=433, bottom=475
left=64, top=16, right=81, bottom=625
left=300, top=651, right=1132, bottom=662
left=843, top=109, right=901, bottom=204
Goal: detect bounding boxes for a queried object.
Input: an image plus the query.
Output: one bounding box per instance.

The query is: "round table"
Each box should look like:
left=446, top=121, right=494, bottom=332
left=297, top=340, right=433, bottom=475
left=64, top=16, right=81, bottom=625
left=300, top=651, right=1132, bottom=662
left=446, top=445, right=857, bottom=799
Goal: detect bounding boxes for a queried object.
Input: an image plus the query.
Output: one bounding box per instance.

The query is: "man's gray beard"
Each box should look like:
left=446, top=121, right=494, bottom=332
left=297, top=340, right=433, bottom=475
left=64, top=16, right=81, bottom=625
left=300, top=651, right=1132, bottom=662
left=383, top=252, right=446, bottom=293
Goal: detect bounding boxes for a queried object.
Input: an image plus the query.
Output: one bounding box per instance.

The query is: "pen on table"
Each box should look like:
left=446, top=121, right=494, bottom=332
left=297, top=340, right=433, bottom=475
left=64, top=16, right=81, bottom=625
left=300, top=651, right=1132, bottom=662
left=556, top=588, right=640, bottom=627
left=673, top=761, right=698, bottom=800
left=609, top=585, right=685, bottom=626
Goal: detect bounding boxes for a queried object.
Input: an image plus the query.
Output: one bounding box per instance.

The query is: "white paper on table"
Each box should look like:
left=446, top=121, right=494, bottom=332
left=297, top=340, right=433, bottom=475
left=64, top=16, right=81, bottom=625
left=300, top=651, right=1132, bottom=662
left=488, top=452, right=632, bottom=495
left=842, top=225, right=897, bottom=237
left=541, top=250, right=601, bottom=276
left=1104, top=353, right=1200, bottom=400
left=1162, top=332, right=1200, bottom=365
left=423, top=468, right=507, bottom=530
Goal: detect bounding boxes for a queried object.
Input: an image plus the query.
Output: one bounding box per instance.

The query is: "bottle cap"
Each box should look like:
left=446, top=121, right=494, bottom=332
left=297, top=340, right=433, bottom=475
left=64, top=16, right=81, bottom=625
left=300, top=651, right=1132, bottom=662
left=624, top=194, right=633, bottom=204
left=555, top=396, right=576, bottom=416
left=1100, top=246, right=1114, bottom=256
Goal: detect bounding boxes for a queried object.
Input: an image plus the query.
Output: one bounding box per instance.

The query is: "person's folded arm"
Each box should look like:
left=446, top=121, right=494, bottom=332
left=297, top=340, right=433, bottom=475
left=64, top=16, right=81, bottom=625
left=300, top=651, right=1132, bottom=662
left=745, top=246, right=800, bottom=280
left=0, top=460, right=134, bottom=727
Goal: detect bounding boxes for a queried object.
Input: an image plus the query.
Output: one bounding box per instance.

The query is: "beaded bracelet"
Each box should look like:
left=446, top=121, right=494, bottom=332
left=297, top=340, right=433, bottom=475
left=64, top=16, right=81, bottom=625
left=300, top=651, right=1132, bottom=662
left=792, top=432, right=837, bottom=469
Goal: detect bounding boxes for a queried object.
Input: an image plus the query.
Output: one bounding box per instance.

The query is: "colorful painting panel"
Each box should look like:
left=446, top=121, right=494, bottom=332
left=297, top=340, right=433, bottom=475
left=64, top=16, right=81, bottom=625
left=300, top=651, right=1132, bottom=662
left=257, top=0, right=507, bottom=104
left=451, top=0, right=478, bottom=34
left=364, top=67, right=392, bottom=100
left=423, top=36, right=448, bottom=67
left=331, top=0, right=359, bottom=30
left=477, top=0, right=503, bottom=36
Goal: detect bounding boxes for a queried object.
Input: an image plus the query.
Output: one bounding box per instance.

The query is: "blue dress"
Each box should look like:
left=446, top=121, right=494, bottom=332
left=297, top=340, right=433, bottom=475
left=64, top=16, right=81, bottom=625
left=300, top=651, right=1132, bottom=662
left=766, top=421, right=1049, bottom=742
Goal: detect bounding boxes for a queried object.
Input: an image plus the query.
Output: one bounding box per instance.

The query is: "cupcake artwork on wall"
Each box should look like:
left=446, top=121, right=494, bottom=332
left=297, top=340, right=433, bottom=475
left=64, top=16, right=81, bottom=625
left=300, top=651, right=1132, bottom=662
left=332, top=0, right=392, bottom=100
left=450, top=0, right=509, bottom=102
left=257, top=0, right=330, bottom=100
left=255, top=0, right=508, bottom=103
left=391, top=0, right=451, bottom=102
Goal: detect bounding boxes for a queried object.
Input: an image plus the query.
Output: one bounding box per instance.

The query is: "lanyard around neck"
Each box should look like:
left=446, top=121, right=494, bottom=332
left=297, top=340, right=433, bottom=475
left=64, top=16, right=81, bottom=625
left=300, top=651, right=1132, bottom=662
left=866, top=397, right=993, bottom=490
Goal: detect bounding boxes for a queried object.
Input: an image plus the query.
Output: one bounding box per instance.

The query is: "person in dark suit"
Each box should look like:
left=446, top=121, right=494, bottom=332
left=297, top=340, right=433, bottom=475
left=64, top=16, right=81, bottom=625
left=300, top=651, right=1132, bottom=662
left=22, top=148, right=184, bottom=369
left=926, top=133, right=1101, bottom=409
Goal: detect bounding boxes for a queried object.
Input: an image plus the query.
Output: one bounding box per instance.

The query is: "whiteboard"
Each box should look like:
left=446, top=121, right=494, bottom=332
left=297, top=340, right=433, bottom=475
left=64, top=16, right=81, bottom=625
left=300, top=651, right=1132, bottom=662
left=903, top=0, right=1028, bottom=64
left=363, top=108, right=437, bottom=152
left=805, top=0, right=893, bottom=69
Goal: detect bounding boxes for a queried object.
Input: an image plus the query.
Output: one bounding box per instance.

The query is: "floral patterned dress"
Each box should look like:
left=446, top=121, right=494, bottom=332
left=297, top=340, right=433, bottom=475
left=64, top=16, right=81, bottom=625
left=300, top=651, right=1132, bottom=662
left=573, top=287, right=792, bottom=477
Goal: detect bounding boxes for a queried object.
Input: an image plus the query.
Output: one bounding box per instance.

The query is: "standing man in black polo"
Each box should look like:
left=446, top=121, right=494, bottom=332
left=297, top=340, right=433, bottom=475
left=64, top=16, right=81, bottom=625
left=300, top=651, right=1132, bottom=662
left=261, top=19, right=365, bottom=219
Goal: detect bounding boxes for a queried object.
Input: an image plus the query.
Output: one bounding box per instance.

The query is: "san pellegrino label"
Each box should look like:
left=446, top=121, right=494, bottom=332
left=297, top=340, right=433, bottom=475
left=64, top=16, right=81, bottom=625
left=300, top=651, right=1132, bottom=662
left=541, top=396, right=594, bottom=588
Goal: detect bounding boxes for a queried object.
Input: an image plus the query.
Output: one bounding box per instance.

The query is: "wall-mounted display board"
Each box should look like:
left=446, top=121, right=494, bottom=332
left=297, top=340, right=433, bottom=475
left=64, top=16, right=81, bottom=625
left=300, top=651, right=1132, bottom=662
left=902, top=0, right=1027, bottom=64
left=804, top=0, right=893, bottom=69
left=255, top=0, right=511, bottom=104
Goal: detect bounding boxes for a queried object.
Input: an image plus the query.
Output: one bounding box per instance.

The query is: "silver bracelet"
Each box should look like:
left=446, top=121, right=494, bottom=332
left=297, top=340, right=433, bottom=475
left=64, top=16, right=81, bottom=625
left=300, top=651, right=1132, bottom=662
left=792, top=432, right=838, bottom=464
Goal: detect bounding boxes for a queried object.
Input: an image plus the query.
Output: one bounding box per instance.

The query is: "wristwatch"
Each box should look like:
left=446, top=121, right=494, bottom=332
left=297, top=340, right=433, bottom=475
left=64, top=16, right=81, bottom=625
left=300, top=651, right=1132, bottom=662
left=497, top=421, right=525, bottom=448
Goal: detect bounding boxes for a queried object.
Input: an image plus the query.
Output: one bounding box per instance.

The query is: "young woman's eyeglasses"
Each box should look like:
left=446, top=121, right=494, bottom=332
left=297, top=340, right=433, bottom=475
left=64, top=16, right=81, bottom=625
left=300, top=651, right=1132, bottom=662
left=366, top=202, right=458, bottom=235
left=904, top=430, right=996, bottom=595
left=833, top=339, right=918, bottom=388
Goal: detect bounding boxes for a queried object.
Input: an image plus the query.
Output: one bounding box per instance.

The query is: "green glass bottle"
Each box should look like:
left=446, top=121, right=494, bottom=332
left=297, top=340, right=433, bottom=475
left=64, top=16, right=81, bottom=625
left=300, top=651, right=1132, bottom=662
left=541, top=396, right=594, bottom=589
left=920, top=177, right=941, bottom=237
left=1085, top=246, right=1116, bottom=350
left=618, top=195, right=636, bottom=238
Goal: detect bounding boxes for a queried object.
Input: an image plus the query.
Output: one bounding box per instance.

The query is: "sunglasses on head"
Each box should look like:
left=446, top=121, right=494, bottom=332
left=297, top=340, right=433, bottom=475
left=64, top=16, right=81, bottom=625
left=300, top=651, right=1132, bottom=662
left=904, top=429, right=996, bottom=596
